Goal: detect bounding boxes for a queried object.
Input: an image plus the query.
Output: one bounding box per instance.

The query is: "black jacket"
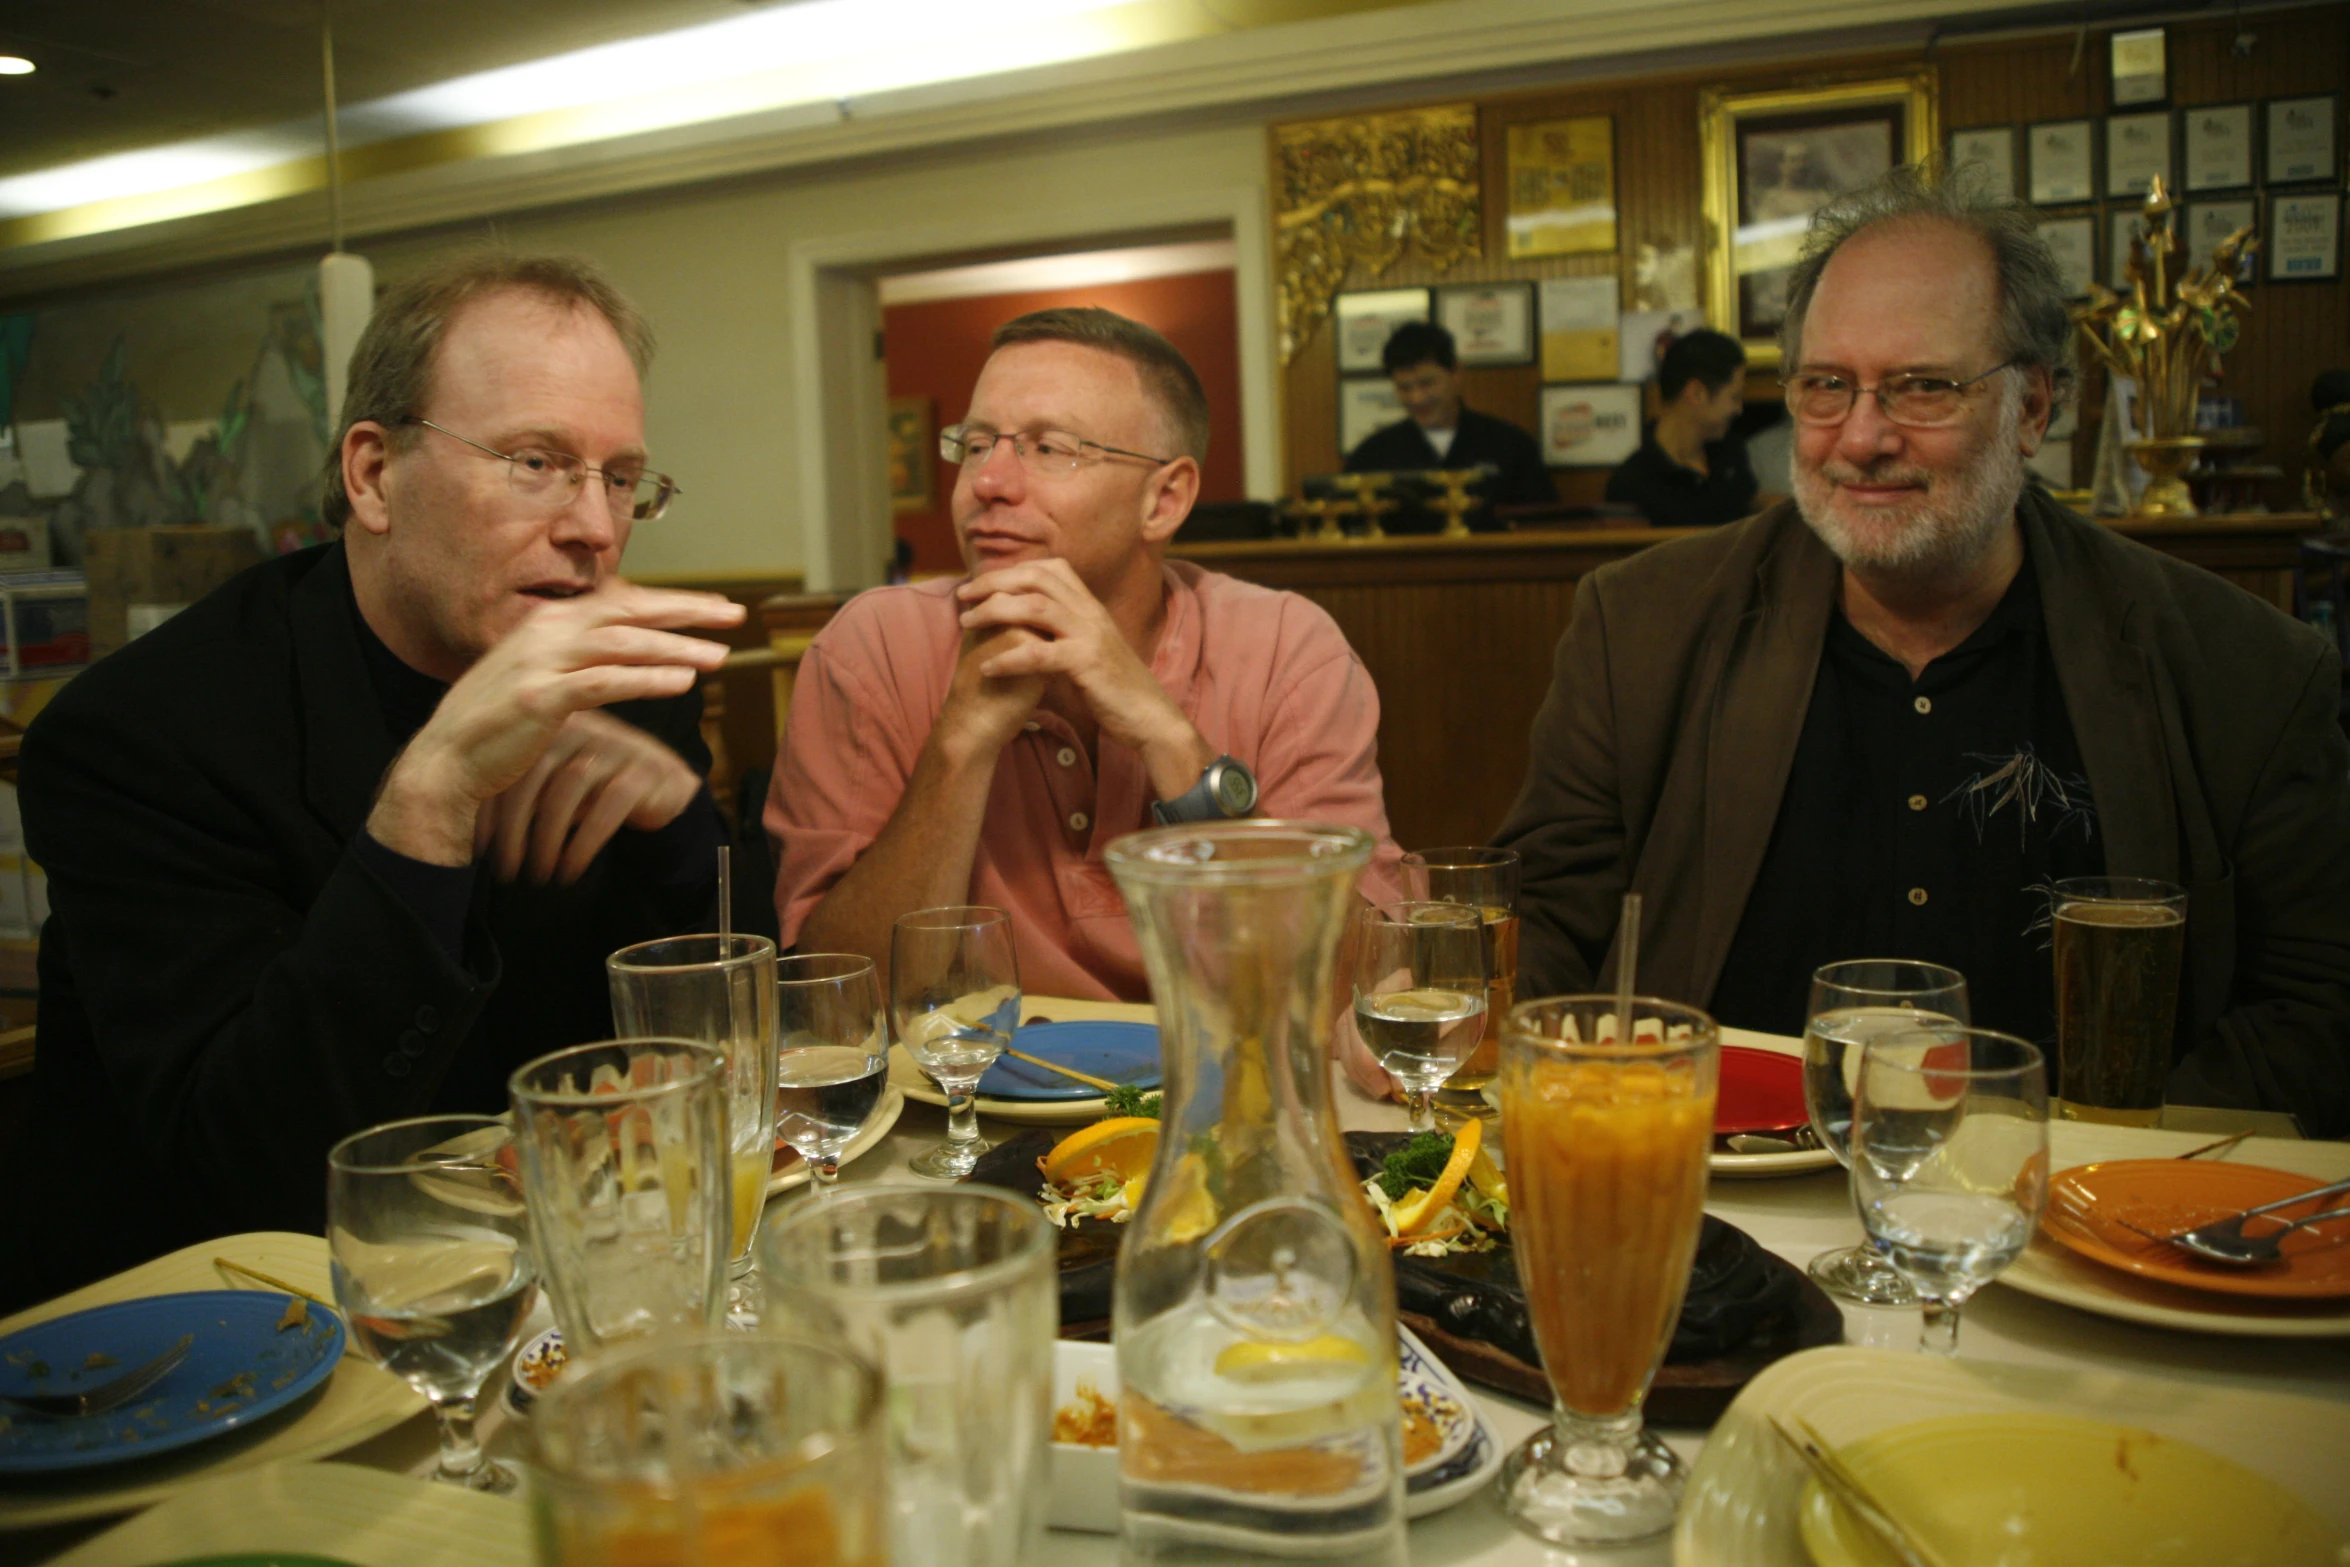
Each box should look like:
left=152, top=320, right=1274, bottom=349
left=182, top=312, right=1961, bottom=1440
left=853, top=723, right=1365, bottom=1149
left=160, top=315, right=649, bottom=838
left=1343, top=405, right=1557, bottom=521
left=2, top=544, right=712, bottom=1308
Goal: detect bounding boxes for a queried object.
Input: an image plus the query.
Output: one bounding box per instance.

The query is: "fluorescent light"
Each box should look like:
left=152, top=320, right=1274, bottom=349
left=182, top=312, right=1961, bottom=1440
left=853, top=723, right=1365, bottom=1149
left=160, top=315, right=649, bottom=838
left=0, top=57, right=35, bottom=76
left=880, top=240, right=1239, bottom=305
left=0, top=129, right=310, bottom=217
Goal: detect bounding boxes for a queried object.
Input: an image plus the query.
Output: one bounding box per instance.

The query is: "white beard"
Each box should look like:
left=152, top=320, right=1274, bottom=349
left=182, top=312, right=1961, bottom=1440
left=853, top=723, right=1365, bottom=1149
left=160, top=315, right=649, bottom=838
left=1794, top=392, right=2028, bottom=580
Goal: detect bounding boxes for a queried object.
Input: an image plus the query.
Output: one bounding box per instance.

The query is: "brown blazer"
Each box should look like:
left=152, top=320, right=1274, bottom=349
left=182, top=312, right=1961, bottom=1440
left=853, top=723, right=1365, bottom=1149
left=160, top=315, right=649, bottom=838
left=1495, top=488, right=2350, bottom=1133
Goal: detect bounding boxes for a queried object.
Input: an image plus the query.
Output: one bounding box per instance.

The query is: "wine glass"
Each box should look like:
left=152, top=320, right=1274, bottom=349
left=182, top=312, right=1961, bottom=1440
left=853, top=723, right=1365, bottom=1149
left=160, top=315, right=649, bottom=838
left=1353, top=901, right=1488, bottom=1134
left=776, top=953, right=889, bottom=1194
left=1400, top=847, right=1520, bottom=1117
left=893, top=905, right=1020, bottom=1180
left=1801, top=959, right=1970, bottom=1306
left=1851, top=1025, right=2049, bottom=1356
left=327, top=1114, right=536, bottom=1493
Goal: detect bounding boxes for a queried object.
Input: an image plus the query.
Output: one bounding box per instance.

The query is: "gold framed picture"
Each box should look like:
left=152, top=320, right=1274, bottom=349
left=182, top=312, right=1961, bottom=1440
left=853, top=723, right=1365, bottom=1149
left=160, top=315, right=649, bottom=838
left=1699, top=72, right=1939, bottom=366
left=1505, top=115, right=1616, bottom=258
left=887, top=395, right=935, bottom=514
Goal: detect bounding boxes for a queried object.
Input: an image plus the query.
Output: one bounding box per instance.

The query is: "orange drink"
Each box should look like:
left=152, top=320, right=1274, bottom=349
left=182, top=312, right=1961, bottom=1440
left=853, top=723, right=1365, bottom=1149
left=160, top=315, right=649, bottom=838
left=1494, top=996, right=1718, bottom=1548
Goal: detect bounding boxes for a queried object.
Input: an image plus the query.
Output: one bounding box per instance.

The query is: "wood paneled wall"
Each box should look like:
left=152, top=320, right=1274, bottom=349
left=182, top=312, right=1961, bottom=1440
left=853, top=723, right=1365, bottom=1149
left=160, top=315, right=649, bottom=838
left=1280, top=5, right=2349, bottom=505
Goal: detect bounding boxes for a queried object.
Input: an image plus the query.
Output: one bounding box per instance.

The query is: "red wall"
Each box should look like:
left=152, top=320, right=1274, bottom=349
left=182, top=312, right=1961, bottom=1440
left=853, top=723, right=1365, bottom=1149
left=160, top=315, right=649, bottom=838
left=882, top=270, right=1243, bottom=575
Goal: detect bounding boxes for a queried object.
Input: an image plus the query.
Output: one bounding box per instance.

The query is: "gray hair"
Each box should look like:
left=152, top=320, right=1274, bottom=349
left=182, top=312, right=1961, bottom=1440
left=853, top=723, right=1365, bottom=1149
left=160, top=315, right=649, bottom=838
left=1778, top=163, right=2076, bottom=414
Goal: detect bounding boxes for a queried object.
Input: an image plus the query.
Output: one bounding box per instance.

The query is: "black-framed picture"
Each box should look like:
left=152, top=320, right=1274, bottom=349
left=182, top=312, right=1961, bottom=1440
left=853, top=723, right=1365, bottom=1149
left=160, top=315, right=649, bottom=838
left=2184, top=199, right=2259, bottom=285
left=2270, top=192, right=2341, bottom=282
left=2038, top=214, right=2097, bottom=300
left=1436, top=282, right=1537, bottom=366
left=2109, top=27, right=2167, bottom=108
left=1336, top=376, right=1406, bottom=455
left=1949, top=126, right=2016, bottom=200
left=1333, top=288, right=1431, bottom=374
left=2266, top=95, right=2339, bottom=185
left=1537, top=384, right=1641, bottom=466
left=2109, top=209, right=2143, bottom=292
left=2028, top=119, right=2096, bottom=205
left=2105, top=111, right=2173, bottom=201
left=2183, top=103, right=2255, bottom=192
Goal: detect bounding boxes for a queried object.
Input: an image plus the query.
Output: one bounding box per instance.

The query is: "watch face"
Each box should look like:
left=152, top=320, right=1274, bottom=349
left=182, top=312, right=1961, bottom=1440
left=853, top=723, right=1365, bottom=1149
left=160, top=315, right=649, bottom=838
left=1215, top=763, right=1258, bottom=816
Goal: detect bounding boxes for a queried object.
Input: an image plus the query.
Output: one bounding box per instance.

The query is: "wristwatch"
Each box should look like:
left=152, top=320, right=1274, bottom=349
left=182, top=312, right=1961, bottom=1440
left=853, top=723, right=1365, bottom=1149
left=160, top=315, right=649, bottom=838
left=1151, top=755, right=1258, bottom=826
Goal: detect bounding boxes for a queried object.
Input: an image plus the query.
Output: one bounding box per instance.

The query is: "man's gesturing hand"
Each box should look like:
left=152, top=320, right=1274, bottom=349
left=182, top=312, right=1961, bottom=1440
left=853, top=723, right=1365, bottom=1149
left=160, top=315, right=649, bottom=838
left=476, top=710, right=705, bottom=883
left=367, top=581, right=742, bottom=868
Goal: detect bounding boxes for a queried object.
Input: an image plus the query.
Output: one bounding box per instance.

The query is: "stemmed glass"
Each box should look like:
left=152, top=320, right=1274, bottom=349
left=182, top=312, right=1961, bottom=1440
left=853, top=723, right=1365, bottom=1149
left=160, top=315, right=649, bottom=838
left=893, top=905, right=1020, bottom=1179
left=327, top=1114, right=536, bottom=1493
left=1401, top=846, right=1520, bottom=1118
left=1852, top=1025, right=2049, bottom=1356
left=1800, top=959, right=1970, bottom=1306
left=776, top=953, right=890, bottom=1194
left=1353, top=902, right=1489, bottom=1134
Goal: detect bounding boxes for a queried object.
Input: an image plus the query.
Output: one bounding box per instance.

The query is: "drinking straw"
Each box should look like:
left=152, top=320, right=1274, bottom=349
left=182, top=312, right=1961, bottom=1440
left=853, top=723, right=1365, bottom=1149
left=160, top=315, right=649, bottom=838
left=717, top=845, right=733, bottom=946
left=1614, top=892, right=1641, bottom=1044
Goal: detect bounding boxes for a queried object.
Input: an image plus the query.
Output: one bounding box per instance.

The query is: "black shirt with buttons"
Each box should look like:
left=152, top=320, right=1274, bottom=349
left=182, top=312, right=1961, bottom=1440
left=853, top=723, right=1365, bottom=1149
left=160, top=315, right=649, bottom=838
left=1710, top=554, right=2104, bottom=1048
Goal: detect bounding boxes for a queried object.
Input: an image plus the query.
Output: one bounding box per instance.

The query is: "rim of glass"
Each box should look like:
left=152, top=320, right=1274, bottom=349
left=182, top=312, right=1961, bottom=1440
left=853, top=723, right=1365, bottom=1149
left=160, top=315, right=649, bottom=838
left=1862, top=1024, right=2045, bottom=1079
left=779, top=951, right=877, bottom=987
left=1811, top=957, right=1970, bottom=997
left=1104, top=820, right=1372, bottom=883
left=761, top=1185, right=1053, bottom=1301
left=2051, top=876, right=2187, bottom=905
left=508, top=1036, right=725, bottom=1106
left=1364, top=899, right=1484, bottom=927
left=327, top=1112, right=508, bottom=1175
left=892, top=904, right=1011, bottom=932
left=607, top=932, right=777, bottom=972
left=1505, top=994, right=1720, bottom=1057
left=1400, top=846, right=1520, bottom=868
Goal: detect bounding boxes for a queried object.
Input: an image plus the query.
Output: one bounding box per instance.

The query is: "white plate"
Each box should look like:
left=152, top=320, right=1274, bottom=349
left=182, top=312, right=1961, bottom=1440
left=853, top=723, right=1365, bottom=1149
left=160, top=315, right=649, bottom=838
left=46, top=1460, right=530, bottom=1567
left=0, top=1235, right=426, bottom=1530
left=1675, top=1344, right=2350, bottom=1567
left=1995, top=1122, right=2350, bottom=1338
left=766, top=1081, right=907, bottom=1196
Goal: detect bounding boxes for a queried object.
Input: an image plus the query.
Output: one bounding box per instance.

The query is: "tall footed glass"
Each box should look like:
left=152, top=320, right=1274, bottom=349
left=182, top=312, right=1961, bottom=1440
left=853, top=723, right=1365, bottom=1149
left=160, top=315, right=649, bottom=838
left=1104, top=822, right=1405, bottom=1567
left=1497, top=996, right=1718, bottom=1547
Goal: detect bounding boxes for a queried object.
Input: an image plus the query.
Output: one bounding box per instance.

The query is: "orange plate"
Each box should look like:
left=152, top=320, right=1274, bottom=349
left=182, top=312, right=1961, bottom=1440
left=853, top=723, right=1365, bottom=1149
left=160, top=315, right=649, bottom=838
left=2041, top=1160, right=2350, bottom=1300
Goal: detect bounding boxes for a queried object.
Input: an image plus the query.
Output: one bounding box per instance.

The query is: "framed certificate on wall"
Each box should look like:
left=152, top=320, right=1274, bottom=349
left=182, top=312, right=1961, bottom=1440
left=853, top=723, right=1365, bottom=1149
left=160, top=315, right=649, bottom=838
left=1333, top=289, right=1431, bottom=374
left=1949, top=127, right=2016, bottom=199
left=2028, top=120, right=2095, bottom=205
left=1436, top=282, right=1537, bottom=366
left=1537, top=385, right=1641, bottom=466
left=2184, top=200, right=2258, bottom=284
left=2038, top=214, right=2097, bottom=299
left=2183, top=104, right=2254, bottom=191
left=2269, top=192, right=2341, bottom=282
left=2266, top=95, right=2339, bottom=184
left=2105, top=111, right=2172, bottom=200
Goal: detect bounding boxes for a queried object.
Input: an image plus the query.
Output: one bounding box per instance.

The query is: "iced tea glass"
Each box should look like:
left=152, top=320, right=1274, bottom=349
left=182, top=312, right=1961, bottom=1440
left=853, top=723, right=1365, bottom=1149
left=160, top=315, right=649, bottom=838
left=1401, top=846, right=1520, bottom=1114
left=1496, top=996, right=1718, bottom=1547
left=532, top=1329, right=888, bottom=1567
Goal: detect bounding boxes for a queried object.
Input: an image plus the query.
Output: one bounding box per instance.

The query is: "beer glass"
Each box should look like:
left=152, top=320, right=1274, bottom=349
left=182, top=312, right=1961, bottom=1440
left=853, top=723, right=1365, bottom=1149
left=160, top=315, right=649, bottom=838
left=1353, top=902, right=1488, bottom=1134
left=1497, top=996, right=1718, bottom=1546
left=533, top=1329, right=888, bottom=1567
left=2053, top=877, right=2186, bottom=1126
left=891, top=906, right=1019, bottom=1179
left=1401, top=847, right=1520, bottom=1114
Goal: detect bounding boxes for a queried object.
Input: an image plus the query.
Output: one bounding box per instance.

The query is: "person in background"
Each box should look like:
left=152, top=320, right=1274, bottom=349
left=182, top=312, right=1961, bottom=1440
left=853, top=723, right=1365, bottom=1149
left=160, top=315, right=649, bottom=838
left=1604, top=328, right=1764, bottom=527
left=768, top=306, right=1403, bottom=999
left=1344, top=320, right=1556, bottom=521
left=1495, top=166, right=2350, bottom=1134
left=1, top=253, right=741, bottom=1309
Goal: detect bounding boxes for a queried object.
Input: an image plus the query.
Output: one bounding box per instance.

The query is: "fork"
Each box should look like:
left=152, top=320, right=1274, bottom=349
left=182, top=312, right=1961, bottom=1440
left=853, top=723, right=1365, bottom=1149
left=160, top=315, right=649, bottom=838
left=2112, top=1175, right=2350, bottom=1266
left=0, top=1333, right=194, bottom=1419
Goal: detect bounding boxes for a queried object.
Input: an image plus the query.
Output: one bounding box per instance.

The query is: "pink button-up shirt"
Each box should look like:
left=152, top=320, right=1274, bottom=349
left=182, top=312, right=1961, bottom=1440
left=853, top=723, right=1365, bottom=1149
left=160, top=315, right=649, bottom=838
left=765, top=561, right=1405, bottom=1000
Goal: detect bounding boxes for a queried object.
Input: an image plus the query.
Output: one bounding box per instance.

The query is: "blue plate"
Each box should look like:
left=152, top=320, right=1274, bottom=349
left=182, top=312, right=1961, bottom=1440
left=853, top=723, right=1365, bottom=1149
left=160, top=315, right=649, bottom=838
left=0, top=1291, right=345, bottom=1475
left=979, top=1020, right=1162, bottom=1102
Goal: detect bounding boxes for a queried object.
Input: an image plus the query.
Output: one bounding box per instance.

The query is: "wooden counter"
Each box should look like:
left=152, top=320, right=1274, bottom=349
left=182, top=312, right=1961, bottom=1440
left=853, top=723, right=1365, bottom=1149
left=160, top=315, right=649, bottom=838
left=1175, top=512, right=2318, bottom=849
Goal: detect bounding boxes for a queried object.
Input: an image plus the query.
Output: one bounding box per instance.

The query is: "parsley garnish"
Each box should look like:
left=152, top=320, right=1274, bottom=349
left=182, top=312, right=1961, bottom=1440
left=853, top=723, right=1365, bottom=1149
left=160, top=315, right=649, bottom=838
left=1104, top=1083, right=1163, bottom=1118
left=1377, top=1132, right=1455, bottom=1199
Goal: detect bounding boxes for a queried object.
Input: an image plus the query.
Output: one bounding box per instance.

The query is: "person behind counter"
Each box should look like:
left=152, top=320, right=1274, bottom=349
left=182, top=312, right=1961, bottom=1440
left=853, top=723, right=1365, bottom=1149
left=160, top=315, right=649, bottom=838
left=1343, top=320, right=1556, bottom=522
left=1604, top=328, right=1762, bottom=527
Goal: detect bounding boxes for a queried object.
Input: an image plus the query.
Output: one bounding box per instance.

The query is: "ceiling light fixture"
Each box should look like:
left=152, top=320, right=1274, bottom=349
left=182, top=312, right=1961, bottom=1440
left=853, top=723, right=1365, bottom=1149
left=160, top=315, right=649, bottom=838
left=0, top=56, right=36, bottom=76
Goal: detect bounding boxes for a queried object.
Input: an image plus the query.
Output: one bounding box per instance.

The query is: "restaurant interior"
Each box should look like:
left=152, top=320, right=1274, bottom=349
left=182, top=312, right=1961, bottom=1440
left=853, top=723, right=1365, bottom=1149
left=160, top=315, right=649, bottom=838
left=0, top=0, right=2345, bottom=1562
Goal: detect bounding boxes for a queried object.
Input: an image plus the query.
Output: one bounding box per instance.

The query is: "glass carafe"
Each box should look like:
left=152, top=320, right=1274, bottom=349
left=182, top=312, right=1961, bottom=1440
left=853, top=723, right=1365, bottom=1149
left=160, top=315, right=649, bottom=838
left=1104, top=822, right=1406, bottom=1567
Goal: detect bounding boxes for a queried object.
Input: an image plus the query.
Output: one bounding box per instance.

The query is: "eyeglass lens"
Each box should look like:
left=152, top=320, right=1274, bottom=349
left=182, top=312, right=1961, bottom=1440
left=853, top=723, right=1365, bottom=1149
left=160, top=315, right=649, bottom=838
left=1786, top=377, right=1973, bottom=429
left=507, top=450, right=674, bottom=521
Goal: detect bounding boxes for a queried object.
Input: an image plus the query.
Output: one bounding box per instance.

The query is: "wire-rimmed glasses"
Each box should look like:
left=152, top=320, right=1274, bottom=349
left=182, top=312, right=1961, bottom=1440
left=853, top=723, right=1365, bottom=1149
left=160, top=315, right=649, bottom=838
left=1781, top=359, right=2019, bottom=427
left=939, top=424, right=1172, bottom=474
left=404, top=417, right=681, bottom=521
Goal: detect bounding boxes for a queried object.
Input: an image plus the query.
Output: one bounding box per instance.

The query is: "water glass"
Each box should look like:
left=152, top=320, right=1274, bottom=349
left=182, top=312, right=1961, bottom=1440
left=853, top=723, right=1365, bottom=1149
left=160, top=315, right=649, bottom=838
left=2052, top=876, right=2187, bottom=1126
left=1800, top=959, right=1970, bottom=1307
left=760, top=1185, right=1056, bottom=1567
left=327, top=1114, right=535, bottom=1493
left=1852, top=1026, right=2049, bottom=1356
left=1401, top=846, right=1520, bottom=1112
left=532, top=1329, right=889, bottom=1567
left=1496, top=997, right=1718, bottom=1546
left=1353, top=901, right=1488, bottom=1133
left=891, top=905, right=1020, bottom=1180
left=607, top=934, right=780, bottom=1280
left=775, top=953, right=889, bottom=1193
left=509, top=1038, right=730, bottom=1355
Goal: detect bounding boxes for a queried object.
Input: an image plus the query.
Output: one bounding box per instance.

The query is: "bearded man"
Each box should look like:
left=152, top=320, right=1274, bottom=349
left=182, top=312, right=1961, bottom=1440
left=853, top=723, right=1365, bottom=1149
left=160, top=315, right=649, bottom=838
left=1493, top=167, right=2350, bottom=1134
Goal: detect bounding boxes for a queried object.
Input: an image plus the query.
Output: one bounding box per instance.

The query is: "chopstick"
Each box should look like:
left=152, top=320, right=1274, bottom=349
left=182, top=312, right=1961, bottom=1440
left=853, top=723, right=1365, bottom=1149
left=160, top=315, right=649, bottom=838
left=2175, top=1130, right=2254, bottom=1161
left=214, top=1256, right=332, bottom=1309
left=1770, top=1415, right=1950, bottom=1567
left=999, top=1046, right=1122, bottom=1094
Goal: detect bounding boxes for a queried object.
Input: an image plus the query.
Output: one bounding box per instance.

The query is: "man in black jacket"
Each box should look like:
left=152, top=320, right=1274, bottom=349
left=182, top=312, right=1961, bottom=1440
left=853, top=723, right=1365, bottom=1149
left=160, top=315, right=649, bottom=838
left=3, top=253, right=744, bottom=1308
left=1344, top=321, right=1555, bottom=525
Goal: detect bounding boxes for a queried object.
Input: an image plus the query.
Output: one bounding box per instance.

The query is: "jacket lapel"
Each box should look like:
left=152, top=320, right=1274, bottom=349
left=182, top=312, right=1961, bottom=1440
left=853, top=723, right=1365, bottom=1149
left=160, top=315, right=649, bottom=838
left=289, top=543, right=399, bottom=841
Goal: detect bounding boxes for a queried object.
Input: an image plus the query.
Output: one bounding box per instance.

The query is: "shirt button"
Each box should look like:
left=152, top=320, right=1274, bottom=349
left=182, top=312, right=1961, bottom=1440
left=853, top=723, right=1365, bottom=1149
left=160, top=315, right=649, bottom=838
left=1913, top=696, right=1932, bottom=715
left=1057, top=747, right=1078, bottom=768
left=1908, top=887, right=1929, bottom=906
left=1907, top=794, right=1928, bottom=812
left=1069, top=811, right=1091, bottom=833
left=414, top=1006, right=439, bottom=1034
left=383, top=1053, right=413, bottom=1078
left=398, top=1030, right=428, bottom=1058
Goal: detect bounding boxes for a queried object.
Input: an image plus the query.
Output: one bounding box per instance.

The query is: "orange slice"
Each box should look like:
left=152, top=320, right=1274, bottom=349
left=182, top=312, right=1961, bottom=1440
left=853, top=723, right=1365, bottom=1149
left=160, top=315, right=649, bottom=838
left=1389, top=1117, right=1480, bottom=1235
left=1043, top=1117, right=1161, bottom=1186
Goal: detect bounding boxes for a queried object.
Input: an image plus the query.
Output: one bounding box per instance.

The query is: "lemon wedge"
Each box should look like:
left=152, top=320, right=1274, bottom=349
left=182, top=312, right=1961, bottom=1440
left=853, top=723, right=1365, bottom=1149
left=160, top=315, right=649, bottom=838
left=1389, top=1117, right=1480, bottom=1235
left=1213, top=1333, right=1373, bottom=1383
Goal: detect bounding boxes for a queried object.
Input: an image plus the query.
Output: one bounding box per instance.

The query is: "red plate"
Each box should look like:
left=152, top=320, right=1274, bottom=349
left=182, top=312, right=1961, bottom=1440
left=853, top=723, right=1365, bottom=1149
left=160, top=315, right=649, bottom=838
left=1715, top=1046, right=1808, bottom=1136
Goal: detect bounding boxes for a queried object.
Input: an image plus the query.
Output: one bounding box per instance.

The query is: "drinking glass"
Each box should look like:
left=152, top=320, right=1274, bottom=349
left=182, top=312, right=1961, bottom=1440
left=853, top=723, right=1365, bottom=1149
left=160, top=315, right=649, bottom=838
left=1851, top=1026, right=2049, bottom=1357
left=533, top=1328, right=889, bottom=1567
left=1401, top=846, right=1520, bottom=1114
left=1801, top=959, right=1971, bottom=1307
left=775, top=953, right=889, bottom=1194
left=761, top=1186, right=1056, bottom=1567
left=327, top=1114, right=536, bottom=1493
left=1496, top=996, right=1718, bottom=1546
left=509, top=1038, right=730, bottom=1355
left=891, top=905, right=1020, bottom=1180
left=607, top=934, right=779, bottom=1287
left=2053, top=876, right=2187, bottom=1126
left=1353, top=901, right=1488, bottom=1133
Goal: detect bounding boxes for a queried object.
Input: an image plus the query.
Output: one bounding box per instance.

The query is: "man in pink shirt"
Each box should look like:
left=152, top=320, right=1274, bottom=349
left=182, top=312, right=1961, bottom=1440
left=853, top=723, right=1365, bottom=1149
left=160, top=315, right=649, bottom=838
left=765, top=306, right=1403, bottom=1000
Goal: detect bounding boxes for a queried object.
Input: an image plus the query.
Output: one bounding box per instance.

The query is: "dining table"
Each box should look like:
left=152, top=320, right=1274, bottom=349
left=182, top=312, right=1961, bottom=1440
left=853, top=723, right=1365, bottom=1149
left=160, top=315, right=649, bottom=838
left=10, top=997, right=2348, bottom=1567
